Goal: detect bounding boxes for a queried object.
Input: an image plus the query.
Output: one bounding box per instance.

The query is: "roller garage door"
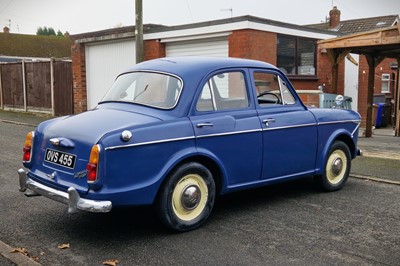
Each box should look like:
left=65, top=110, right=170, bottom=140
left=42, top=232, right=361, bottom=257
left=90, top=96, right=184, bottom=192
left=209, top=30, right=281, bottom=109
left=85, top=39, right=136, bottom=109
left=166, top=37, right=228, bottom=57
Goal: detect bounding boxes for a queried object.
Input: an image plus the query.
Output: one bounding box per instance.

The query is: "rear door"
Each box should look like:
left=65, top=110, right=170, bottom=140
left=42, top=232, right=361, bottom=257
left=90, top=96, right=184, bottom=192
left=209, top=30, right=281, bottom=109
left=190, top=70, right=263, bottom=186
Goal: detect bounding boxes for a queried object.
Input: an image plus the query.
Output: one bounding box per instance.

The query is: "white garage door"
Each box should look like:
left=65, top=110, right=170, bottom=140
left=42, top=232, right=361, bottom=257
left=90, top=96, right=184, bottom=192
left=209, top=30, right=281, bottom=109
left=166, top=37, right=228, bottom=57
left=86, top=39, right=136, bottom=109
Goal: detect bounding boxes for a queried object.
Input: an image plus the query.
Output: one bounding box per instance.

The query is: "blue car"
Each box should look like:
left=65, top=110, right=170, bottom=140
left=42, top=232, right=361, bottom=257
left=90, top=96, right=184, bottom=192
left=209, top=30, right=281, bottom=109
left=19, top=57, right=361, bottom=232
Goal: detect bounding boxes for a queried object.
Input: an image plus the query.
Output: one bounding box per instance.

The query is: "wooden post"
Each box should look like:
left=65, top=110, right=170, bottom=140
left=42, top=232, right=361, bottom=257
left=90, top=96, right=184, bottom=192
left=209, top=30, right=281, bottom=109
left=395, top=57, right=400, bottom=137
left=365, top=55, right=376, bottom=138
left=135, top=0, right=144, bottom=63
left=0, top=64, right=3, bottom=110
left=22, top=60, right=27, bottom=112
left=365, top=55, right=386, bottom=137
left=50, top=58, right=55, bottom=116
left=326, top=50, right=338, bottom=93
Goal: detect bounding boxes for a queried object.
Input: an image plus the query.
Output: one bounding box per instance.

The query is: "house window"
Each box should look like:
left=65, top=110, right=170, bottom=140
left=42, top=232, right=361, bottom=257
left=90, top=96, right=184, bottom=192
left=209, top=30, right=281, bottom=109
left=381, top=74, right=390, bottom=93
left=277, top=35, right=316, bottom=76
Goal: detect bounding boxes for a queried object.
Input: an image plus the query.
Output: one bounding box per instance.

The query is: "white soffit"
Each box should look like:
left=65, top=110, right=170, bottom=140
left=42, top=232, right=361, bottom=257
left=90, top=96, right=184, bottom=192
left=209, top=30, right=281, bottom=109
left=144, top=20, right=336, bottom=42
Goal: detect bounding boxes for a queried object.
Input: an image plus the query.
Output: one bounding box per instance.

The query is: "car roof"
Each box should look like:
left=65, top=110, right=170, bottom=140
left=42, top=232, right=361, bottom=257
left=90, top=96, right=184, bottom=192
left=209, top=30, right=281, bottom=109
left=124, top=57, right=279, bottom=78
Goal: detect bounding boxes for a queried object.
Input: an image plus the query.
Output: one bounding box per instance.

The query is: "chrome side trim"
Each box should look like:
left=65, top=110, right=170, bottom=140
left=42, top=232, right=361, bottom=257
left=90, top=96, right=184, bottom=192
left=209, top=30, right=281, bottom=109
left=18, top=169, right=112, bottom=213
left=105, top=136, right=196, bottom=151
left=105, top=128, right=263, bottom=150
left=318, top=119, right=361, bottom=138
left=318, top=119, right=361, bottom=126
left=351, top=122, right=361, bottom=137
left=262, top=123, right=316, bottom=131
left=196, top=128, right=262, bottom=139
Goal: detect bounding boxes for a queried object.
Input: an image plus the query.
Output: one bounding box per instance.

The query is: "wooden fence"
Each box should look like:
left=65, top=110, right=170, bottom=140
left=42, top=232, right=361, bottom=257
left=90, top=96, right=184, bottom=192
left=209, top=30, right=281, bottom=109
left=0, top=59, right=73, bottom=116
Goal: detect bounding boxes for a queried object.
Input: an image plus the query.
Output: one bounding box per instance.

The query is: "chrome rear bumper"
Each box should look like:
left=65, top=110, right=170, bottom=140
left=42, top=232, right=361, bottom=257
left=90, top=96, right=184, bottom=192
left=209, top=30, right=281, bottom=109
left=18, top=169, right=112, bottom=214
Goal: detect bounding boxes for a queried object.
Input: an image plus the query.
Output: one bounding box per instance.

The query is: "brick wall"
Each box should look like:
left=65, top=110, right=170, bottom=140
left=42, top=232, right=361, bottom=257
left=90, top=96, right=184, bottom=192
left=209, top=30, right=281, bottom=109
left=229, top=29, right=277, bottom=63
left=229, top=30, right=345, bottom=107
left=71, top=43, right=87, bottom=114
left=297, top=92, right=321, bottom=107
left=144, top=40, right=166, bottom=60
left=297, top=47, right=345, bottom=95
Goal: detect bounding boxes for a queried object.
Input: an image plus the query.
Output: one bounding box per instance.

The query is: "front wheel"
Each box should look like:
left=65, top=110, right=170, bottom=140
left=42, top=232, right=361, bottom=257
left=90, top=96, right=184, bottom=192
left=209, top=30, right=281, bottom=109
left=156, top=162, right=216, bottom=232
left=316, top=141, right=351, bottom=191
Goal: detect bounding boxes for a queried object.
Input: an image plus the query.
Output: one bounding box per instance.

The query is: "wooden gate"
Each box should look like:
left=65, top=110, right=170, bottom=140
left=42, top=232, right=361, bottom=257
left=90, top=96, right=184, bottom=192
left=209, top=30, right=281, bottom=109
left=54, top=61, right=73, bottom=116
left=0, top=59, right=73, bottom=116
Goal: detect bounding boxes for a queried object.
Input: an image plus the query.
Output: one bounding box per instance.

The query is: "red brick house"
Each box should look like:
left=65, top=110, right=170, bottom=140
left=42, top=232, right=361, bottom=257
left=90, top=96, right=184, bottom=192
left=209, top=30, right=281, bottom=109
left=70, top=16, right=338, bottom=113
left=70, top=9, right=399, bottom=131
left=309, top=7, right=399, bottom=128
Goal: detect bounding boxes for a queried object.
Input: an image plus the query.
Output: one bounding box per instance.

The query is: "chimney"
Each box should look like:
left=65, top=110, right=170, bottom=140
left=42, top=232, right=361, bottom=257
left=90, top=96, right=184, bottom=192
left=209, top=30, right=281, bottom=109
left=3, top=26, right=10, bottom=33
left=329, top=6, right=341, bottom=29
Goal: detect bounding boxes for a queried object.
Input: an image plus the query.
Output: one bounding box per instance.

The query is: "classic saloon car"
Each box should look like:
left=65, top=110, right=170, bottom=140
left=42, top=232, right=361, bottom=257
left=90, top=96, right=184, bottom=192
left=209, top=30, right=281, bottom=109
left=19, top=57, right=361, bottom=232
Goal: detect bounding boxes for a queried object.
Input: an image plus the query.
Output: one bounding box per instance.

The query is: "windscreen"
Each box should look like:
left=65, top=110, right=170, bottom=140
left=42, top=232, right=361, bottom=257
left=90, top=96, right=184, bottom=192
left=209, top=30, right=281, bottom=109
left=101, top=72, right=183, bottom=109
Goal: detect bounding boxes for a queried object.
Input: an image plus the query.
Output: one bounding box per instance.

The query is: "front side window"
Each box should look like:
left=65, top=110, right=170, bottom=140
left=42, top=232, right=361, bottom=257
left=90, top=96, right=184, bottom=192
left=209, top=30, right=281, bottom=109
left=254, top=72, right=296, bottom=107
left=196, top=72, right=249, bottom=112
left=101, top=72, right=182, bottom=109
left=277, top=35, right=316, bottom=76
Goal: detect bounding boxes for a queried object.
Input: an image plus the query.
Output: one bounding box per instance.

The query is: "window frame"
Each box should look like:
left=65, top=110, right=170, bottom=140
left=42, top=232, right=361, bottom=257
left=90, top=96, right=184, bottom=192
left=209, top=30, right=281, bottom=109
left=277, top=34, right=317, bottom=78
left=381, top=73, right=390, bottom=93
left=195, top=70, right=250, bottom=113
left=252, top=71, right=297, bottom=108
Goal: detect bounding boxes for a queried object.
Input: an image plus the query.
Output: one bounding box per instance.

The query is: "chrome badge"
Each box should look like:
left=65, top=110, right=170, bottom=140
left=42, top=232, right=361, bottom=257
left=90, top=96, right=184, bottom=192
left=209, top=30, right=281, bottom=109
left=121, top=130, right=132, bottom=142
left=49, top=138, right=60, bottom=146
left=46, top=171, right=57, bottom=179
left=74, top=170, right=88, bottom=179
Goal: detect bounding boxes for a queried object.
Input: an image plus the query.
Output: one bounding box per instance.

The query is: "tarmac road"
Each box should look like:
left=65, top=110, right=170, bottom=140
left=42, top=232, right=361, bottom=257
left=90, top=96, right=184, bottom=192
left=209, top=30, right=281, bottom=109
left=1, top=112, right=400, bottom=265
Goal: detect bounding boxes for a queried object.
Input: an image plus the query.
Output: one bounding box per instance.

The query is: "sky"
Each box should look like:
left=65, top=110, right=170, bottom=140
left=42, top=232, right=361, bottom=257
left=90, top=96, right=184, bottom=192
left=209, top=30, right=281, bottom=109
left=0, top=0, right=399, bottom=35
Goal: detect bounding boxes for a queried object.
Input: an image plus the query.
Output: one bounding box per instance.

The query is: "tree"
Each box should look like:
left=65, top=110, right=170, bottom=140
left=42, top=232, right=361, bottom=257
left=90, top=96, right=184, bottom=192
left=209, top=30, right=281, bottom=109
left=48, top=27, right=56, bottom=36
left=36, top=26, right=64, bottom=36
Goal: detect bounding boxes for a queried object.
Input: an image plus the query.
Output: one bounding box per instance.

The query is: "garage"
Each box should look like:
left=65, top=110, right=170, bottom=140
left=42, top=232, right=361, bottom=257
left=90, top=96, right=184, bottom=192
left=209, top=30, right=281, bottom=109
left=166, top=37, right=228, bottom=57
left=85, top=39, right=136, bottom=109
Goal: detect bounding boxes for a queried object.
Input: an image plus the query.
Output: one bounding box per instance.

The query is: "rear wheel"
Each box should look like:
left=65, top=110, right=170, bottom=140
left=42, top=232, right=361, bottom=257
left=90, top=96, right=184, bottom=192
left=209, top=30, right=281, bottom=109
left=316, top=141, right=351, bottom=191
left=156, top=162, right=215, bottom=232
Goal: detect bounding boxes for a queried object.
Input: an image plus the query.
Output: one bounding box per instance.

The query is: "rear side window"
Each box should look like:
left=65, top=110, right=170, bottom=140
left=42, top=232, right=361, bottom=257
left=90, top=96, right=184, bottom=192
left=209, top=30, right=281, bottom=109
left=196, top=72, right=249, bottom=112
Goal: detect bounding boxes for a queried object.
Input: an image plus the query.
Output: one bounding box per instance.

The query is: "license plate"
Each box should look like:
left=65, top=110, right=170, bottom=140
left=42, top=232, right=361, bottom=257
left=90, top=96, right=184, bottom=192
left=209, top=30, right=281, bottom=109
left=44, top=148, right=76, bottom=169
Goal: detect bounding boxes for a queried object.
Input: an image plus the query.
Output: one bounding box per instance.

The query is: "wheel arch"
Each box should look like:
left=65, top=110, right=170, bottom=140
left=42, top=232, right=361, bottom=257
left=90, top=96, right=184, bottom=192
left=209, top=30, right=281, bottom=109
left=335, top=134, right=356, bottom=159
left=157, top=154, right=225, bottom=200
left=316, top=130, right=355, bottom=175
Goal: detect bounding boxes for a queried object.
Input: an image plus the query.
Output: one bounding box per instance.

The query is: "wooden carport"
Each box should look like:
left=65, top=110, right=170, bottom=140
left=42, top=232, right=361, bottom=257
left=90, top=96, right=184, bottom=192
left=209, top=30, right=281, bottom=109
left=318, top=25, right=400, bottom=137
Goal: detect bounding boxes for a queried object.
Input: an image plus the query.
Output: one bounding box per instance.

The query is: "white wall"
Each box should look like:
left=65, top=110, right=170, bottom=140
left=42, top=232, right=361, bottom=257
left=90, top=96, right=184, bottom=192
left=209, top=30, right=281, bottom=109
left=344, top=53, right=359, bottom=111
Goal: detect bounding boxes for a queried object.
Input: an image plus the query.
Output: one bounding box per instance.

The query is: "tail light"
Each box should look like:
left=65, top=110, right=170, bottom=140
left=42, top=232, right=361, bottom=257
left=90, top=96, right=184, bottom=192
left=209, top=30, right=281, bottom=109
left=87, top=144, right=100, bottom=183
left=23, top=131, right=35, bottom=163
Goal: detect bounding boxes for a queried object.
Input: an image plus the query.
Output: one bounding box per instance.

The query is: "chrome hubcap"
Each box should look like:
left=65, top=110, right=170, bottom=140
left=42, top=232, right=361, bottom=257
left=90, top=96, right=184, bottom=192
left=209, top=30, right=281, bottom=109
left=331, top=157, right=343, bottom=177
left=181, top=185, right=201, bottom=210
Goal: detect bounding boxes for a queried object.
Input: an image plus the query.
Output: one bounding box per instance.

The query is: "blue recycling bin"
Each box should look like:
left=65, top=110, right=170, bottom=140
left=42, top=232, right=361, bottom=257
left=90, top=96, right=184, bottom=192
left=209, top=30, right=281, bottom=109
left=375, top=103, right=385, bottom=128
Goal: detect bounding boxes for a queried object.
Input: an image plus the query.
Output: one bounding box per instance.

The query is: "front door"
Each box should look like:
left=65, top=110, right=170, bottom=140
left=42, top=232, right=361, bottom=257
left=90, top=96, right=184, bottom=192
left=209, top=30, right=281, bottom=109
left=252, top=70, right=318, bottom=180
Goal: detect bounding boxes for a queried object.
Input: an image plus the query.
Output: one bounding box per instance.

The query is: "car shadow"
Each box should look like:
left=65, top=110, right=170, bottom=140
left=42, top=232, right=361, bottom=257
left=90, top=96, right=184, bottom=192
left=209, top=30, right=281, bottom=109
left=34, top=177, right=322, bottom=239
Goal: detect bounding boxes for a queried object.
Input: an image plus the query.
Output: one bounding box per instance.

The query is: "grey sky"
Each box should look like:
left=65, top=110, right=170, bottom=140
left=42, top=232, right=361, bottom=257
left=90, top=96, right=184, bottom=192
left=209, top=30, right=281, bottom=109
left=0, top=0, right=399, bottom=35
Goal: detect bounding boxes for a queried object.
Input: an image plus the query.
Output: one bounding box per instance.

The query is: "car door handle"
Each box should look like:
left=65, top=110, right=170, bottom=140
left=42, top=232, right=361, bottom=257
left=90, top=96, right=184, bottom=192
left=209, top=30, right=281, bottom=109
left=263, top=118, right=276, bottom=127
left=196, top=122, right=214, bottom=128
